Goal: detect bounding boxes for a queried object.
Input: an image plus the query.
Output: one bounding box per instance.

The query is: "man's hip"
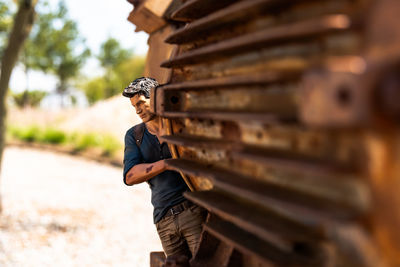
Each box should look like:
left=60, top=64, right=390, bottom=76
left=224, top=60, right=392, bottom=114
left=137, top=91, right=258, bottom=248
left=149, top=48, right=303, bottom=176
left=156, top=201, right=207, bottom=257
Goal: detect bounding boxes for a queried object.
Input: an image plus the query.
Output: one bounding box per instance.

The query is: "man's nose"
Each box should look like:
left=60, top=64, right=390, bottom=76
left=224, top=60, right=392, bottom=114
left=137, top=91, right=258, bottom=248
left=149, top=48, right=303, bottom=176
left=136, top=108, right=141, bottom=114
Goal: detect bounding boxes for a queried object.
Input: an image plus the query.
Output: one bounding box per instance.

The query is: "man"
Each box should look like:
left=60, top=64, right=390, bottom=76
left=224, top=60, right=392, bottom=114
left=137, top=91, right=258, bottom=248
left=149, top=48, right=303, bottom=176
left=122, top=77, right=206, bottom=260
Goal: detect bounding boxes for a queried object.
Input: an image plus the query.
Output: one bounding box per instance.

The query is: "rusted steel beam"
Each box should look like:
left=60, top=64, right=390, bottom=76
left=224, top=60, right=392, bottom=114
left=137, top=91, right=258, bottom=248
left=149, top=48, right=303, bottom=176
left=170, top=0, right=236, bottom=22
left=171, top=36, right=362, bottom=83
left=232, top=147, right=356, bottom=179
left=184, top=190, right=324, bottom=250
left=158, top=72, right=301, bottom=90
left=327, top=224, right=382, bottom=267
left=159, top=134, right=235, bottom=150
left=298, top=0, right=400, bottom=128
left=364, top=131, right=400, bottom=267
left=300, top=60, right=400, bottom=127
left=202, top=217, right=325, bottom=266
left=300, top=70, right=372, bottom=127
left=377, top=65, right=400, bottom=121
left=161, top=111, right=297, bottom=124
left=166, top=0, right=290, bottom=44
left=161, top=14, right=353, bottom=68
left=210, top=168, right=364, bottom=221
left=163, top=118, right=195, bottom=191
left=156, top=84, right=298, bottom=121
left=192, top=230, right=221, bottom=264
left=365, top=0, right=400, bottom=64
left=191, top=233, right=235, bottom=267
left=161, top=133, right=358, bottom=183
left=165, top=158, right=368, bottom=218
left=201, top=214, right=379, bottom=266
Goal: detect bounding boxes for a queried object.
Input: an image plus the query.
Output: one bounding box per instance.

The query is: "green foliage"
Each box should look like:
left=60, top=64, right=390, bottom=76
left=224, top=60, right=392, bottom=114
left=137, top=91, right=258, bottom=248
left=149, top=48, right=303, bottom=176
left=98, top=135, right=121, bottom=156
left=70, top=132, right=121, bottom=156
left=70, top=94, right=77, bottom=106
left=11, top=90, right=47, bottom=108
left=81, top=56, right=145, bottom=104
left=23, top=1, right=90, bottom=96
left=71, top=132, right=100, bottom=151
left=79, top=37, right=144, bottom=105
left=82, top=77, right=106, bottom=105
left=0, top=0, right=14, bottom=57
left=70, top=132, right=122, bottom=156
left=8, top=125, right=66, bottom=144
left=39, top=128, right=66, bottom=144
left=0, top=2, right=11, bottom=32
left=98, top=37, right=132, bottom=69
left=114, top=56, right=146, bottom=92
left=8, top=124, right=122, bottom=156
left=8, top=125, right=41, bottom=142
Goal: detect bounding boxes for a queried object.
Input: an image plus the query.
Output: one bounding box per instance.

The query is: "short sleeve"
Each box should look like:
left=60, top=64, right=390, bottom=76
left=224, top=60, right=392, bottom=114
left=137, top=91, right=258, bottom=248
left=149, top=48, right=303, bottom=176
left=123, top=128, right=143, bottom=186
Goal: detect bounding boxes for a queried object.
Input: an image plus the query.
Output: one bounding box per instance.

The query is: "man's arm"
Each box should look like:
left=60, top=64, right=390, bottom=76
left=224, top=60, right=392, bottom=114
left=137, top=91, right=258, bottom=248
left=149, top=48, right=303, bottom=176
left=125, top=159, right=172, bottom=185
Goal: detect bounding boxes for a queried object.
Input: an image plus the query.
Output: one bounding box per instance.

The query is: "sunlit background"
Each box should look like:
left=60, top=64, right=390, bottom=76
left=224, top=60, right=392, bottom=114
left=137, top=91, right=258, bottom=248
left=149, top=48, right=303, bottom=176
left=9, top=0, right=148, bottom=108
left=0, top=0, right=163, bottom=266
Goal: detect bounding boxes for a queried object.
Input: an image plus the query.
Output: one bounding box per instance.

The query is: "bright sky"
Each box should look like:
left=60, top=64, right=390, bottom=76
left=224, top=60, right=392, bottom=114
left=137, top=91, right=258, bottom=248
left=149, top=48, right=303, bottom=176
left=10, top=0, right=149, bottom=93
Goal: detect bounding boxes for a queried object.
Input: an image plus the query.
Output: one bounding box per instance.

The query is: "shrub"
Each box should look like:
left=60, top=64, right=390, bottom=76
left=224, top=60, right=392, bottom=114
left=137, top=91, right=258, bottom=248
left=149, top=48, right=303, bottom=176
left=70, top=132, right=101, bottom=151
left=11, top=90, right=47, bottom=108
left=99, top=135, right=121, bottom=156
left=39, top=128, right=67, bottom=144
left=9, top=125, right=41, bottom=142
left=7, top=124, right=122, bottom=158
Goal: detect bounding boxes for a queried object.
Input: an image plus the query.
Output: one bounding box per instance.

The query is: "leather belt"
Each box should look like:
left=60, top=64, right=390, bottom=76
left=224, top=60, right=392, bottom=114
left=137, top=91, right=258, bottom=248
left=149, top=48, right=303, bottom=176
left=164, top=200, right=194, bottom=217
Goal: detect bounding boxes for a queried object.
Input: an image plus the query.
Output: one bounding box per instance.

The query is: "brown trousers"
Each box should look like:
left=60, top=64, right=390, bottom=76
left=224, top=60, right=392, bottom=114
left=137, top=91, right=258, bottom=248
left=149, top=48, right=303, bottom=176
left=156, top=204, right=207, bottom=258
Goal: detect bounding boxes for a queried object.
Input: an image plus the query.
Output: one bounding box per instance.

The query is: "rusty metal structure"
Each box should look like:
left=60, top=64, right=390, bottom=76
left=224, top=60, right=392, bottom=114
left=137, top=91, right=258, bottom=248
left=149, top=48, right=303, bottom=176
left=127, top=0, right=400, bottom=266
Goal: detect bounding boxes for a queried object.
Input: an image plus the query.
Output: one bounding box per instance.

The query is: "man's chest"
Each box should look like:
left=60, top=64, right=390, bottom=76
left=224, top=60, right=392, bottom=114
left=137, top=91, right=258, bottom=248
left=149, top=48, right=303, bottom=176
left=140, top=133, right=172, bottom=162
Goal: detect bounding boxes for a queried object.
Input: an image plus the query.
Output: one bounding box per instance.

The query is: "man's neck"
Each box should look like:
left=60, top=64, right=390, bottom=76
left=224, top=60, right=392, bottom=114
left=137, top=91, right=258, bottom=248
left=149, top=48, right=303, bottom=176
left=145, top=116, right=160, bottom=136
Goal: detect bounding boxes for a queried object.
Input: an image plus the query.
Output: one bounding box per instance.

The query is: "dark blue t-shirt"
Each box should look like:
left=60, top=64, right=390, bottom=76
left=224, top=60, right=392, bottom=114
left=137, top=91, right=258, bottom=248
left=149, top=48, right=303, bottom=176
left=123, top=124, right=189, bottom=224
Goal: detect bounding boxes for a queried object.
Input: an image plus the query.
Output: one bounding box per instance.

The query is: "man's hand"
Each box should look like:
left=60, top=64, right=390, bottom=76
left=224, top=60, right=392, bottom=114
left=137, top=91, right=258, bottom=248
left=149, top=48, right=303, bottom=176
left=163, top=158, right=176, bottom=171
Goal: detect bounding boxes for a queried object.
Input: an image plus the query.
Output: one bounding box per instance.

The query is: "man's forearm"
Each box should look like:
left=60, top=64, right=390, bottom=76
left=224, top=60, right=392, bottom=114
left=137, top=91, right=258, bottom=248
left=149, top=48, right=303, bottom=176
left=125, top=160, right=168, bottom=185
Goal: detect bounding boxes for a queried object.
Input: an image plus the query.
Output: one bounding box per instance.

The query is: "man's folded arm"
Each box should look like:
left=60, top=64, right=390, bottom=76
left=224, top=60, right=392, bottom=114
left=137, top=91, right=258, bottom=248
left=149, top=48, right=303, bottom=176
left=124, top=160, right=169, bottom=185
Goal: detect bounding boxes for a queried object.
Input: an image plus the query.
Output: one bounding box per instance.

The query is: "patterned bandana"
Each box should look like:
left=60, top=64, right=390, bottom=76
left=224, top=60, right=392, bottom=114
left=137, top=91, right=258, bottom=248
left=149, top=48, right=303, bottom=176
left=123, top=77, right=159, bottom=98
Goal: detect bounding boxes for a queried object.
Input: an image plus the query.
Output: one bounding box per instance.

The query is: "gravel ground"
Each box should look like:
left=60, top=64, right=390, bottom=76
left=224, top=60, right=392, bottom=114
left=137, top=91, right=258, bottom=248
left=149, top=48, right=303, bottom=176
left=0, top=147, right=162, bottom=267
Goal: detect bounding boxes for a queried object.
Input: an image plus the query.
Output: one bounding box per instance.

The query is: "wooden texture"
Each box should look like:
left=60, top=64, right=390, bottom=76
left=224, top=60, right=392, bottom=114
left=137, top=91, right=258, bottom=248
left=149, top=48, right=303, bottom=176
left=143, top=25, right=176, bottom=83
left=127, top=0, right=173, bottom=34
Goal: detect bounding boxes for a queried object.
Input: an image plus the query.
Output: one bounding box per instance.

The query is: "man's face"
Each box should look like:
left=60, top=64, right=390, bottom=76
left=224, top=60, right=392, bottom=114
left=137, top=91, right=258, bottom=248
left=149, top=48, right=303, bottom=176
left=130, top=94, right=155, bottom=123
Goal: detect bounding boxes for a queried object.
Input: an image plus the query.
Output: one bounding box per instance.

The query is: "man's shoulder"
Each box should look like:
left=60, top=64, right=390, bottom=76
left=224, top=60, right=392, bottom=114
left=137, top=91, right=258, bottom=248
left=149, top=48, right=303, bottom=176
left=125, top=123, right=145, bottom=136
left=125, top=125, right=135, bottom=136
left=125, top=123, right=146, bottom=147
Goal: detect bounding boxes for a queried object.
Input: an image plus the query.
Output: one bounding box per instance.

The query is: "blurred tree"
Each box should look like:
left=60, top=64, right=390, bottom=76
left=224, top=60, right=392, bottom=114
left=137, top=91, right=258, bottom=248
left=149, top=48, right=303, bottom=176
left=114, top=56, right=146, bottom=89
left=0, top=0, right=37, bottom=213
left=82, top=77, right=106, bottom=105
left=11, top=90, right=47, bottom=108
left=70, top=94, right=77, bottom=106
left=0, top=1, right=13, bottom=58
left=98, top=37, right=132, bottom=69
left=80, top=38, right=145, bottom=105
left=81, top=56, right=145, bottom=105
left=22, top=1, right=90, bottom=105
left=97, top=37, right=132, bottom=98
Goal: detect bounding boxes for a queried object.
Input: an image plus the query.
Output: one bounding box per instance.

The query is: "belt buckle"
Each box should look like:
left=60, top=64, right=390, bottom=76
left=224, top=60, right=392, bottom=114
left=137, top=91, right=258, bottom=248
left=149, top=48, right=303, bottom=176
left=170, top=207, right=181, bottom=216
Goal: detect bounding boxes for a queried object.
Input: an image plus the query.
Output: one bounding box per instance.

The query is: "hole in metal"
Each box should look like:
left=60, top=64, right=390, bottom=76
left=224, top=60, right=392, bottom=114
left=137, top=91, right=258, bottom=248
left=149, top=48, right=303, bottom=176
left=336, top=85, right=352, bottom=107
left=171, top=95, right=180, bottom=104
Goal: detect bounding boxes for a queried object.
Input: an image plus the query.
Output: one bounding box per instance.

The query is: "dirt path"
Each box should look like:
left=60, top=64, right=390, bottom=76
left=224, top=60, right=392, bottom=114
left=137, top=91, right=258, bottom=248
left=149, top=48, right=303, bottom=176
left=0, top=147, right=162, bottom=267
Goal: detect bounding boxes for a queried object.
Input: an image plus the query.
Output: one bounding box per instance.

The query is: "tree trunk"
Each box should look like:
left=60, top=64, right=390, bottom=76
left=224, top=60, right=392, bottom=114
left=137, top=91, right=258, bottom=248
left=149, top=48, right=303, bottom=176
left=0, top=0, right=37, bottom=213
